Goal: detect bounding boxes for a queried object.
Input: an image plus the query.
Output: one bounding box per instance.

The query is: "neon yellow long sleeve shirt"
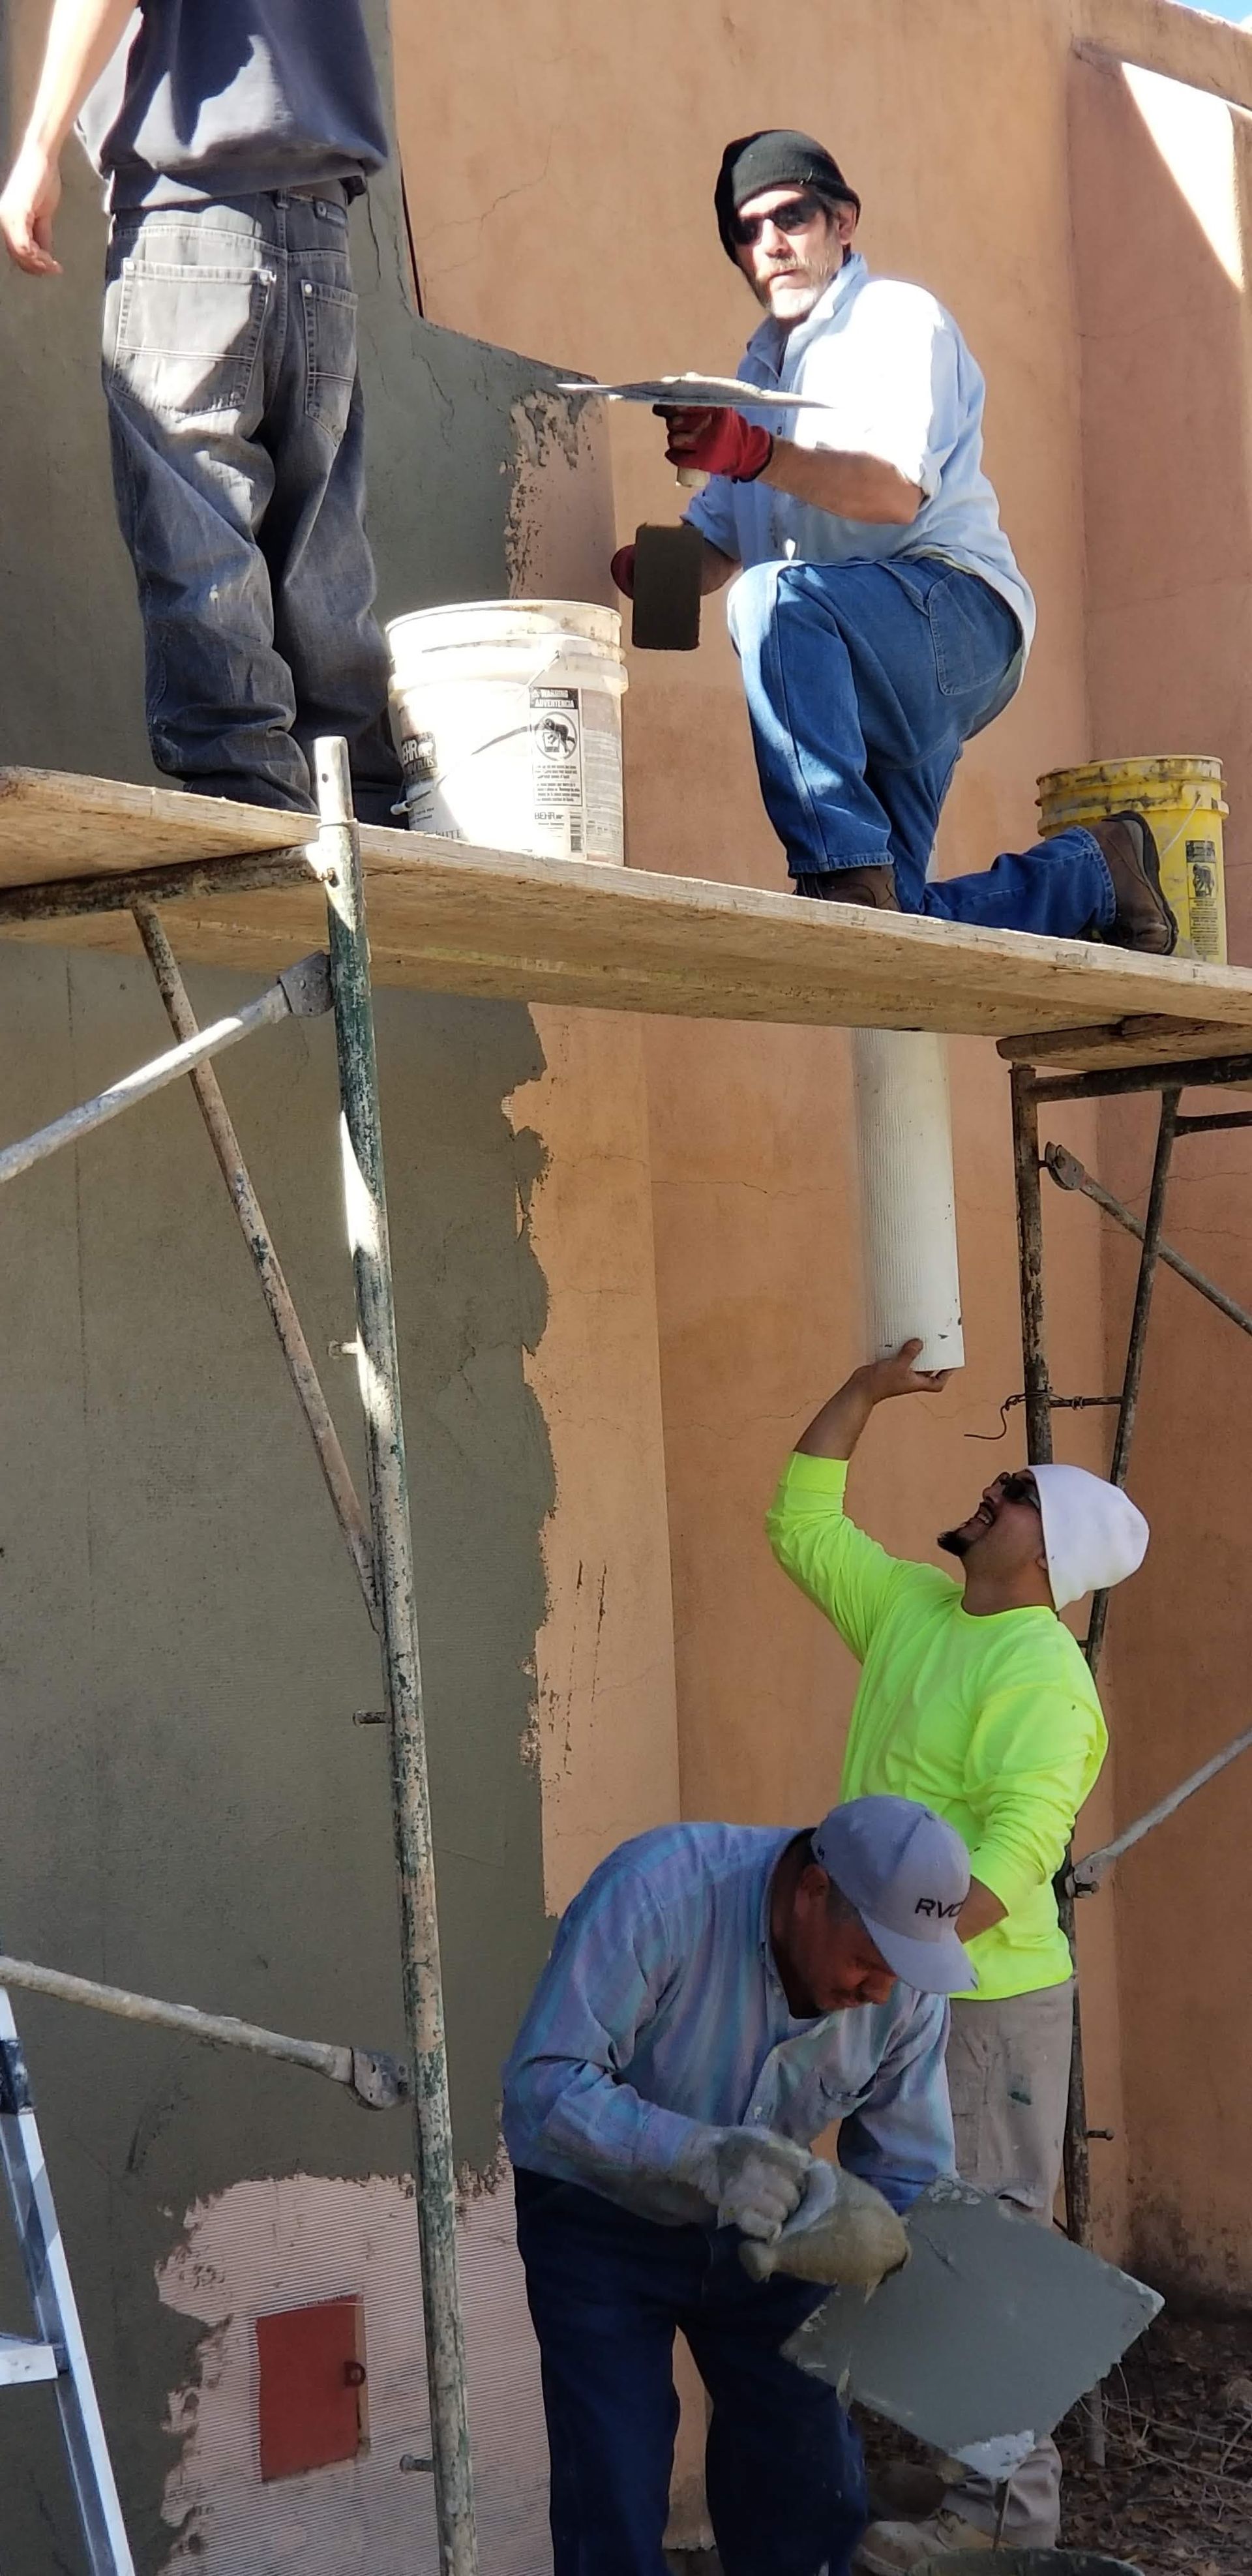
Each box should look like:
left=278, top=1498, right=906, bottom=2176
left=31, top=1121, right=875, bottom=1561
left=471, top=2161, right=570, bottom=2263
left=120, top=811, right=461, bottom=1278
left=766, top=1452, right=1108, bottom=2000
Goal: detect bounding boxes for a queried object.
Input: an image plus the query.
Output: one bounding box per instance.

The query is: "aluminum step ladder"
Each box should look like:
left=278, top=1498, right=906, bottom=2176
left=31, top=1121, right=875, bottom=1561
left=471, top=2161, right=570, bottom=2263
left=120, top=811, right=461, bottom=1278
left=0, top=1985, right=134, bottom=2573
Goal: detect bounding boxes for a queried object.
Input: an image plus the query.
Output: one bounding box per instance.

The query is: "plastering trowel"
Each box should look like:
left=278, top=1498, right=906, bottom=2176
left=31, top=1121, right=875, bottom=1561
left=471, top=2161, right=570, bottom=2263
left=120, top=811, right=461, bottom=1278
left=782, top=2176, right=1162, bottom=2464
left=558, top=373, right=831, bottom=652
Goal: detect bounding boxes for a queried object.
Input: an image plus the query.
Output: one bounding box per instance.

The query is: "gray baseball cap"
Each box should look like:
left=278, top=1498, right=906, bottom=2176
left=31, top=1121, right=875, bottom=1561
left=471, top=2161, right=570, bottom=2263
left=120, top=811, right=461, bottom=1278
left=811, top=1795, right=977, bottom=1995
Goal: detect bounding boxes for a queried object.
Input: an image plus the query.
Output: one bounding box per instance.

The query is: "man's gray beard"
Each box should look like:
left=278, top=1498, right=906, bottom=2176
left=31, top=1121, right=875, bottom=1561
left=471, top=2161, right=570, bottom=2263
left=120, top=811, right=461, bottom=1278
left=756, top=256, right=843, bottom=321
left=768, top=280, right=824, bottom=315
left=937, top=1525, right=972, bottom=1559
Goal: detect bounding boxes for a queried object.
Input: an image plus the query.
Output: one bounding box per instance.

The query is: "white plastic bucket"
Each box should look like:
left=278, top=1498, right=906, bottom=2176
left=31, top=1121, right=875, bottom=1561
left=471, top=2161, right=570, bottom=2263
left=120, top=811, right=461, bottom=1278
left=386, top=599, right=627, bottom=863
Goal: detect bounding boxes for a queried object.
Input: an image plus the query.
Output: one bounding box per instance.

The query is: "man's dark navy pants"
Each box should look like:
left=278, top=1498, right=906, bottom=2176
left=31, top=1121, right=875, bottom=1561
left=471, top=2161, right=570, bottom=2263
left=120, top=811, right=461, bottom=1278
left=514, top=2169, right=868, bottom=2576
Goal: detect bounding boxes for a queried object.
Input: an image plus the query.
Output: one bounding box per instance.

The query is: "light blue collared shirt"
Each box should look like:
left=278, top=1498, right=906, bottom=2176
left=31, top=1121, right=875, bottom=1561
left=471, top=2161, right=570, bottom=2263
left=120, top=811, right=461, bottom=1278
left=687, top=252, right=1035, bottom=672
left=501, top=1822, right=954, bottom=2224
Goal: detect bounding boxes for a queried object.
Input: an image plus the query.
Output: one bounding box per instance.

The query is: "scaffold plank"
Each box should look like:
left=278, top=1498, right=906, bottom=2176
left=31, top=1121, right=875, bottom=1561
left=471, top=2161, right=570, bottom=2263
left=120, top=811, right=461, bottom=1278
left=3, top=766, right=1252, bottom=1058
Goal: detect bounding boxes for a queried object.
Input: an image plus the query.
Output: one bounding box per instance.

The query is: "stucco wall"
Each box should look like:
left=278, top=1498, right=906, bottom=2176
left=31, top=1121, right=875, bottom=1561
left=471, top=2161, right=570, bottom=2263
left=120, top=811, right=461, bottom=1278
left=4, top=0, right=1252, bottom=2566
left=0, top=6, right=679, bottom=2569
left=0, top=948, right=555, bottom=2572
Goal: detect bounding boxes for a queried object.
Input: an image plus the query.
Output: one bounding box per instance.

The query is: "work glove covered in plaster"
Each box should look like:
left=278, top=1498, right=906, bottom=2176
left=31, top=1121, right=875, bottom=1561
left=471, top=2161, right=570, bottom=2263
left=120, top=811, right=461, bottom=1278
left=738, top=2159, right=910, bottom=2291
left=672, top=2123, right=814, bottom=2239
left=659, top=404, right=774, bottom=482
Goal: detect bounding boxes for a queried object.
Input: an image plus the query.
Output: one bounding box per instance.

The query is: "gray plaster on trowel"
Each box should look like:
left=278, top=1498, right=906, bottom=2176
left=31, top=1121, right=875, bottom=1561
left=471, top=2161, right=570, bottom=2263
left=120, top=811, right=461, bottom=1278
left=784, top=2177, right=1162, bottom=2454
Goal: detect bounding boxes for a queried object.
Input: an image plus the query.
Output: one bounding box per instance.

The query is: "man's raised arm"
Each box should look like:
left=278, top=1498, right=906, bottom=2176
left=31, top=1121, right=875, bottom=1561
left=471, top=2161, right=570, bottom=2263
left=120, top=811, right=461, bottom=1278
left=767, top=1342, right=949, bottom=1661
left=794, top=1339, right=950, bottom=1460
left=1, top=0, right=134, bottom=275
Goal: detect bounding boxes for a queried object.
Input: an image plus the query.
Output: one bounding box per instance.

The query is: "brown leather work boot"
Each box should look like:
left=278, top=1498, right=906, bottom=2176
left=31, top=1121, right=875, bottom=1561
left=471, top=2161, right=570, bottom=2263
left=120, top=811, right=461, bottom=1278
left=793, top=864, right=901, bottom=909
left=855, top=2502, right=1056, bottom=2571
left=1090, top=811, right=1177, bottom=954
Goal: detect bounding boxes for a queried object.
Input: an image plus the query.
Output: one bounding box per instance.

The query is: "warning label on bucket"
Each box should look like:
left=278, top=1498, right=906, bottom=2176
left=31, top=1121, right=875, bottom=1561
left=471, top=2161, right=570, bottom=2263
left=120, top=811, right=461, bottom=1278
left=530, top=685, right=584, bottom=854
left=1186, top=839, right=1223, bottom=962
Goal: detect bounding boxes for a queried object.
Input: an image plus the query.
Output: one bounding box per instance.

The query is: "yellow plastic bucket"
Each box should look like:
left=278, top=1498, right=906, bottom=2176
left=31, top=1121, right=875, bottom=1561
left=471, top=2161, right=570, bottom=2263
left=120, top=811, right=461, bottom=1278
left=1036, top=756, right=1227, bottom=964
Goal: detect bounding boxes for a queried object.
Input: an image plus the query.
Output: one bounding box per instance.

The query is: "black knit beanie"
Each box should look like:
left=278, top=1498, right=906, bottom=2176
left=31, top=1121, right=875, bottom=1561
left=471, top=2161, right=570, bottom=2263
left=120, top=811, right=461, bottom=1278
left=715, top=130, right=861, bottom=262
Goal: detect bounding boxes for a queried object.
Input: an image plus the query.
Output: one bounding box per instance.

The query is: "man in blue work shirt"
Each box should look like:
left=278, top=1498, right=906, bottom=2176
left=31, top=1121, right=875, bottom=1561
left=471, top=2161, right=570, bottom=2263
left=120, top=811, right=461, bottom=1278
left=1, top=0, right=402, bottom=825
left=613, top=128, right=1174, bottom=953
left=503, top=1793, right=973, bottom=2576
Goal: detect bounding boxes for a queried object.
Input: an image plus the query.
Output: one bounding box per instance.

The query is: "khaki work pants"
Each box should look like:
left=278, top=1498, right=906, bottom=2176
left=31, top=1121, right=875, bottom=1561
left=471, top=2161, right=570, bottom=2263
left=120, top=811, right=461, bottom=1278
left=943, top=1979, right=1074, bottom=2541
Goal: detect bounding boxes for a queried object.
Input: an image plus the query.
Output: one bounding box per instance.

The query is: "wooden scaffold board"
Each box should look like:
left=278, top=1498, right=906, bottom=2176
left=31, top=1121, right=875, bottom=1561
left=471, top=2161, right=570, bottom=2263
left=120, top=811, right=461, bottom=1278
left=3, top=767, right=1252, bottom=1073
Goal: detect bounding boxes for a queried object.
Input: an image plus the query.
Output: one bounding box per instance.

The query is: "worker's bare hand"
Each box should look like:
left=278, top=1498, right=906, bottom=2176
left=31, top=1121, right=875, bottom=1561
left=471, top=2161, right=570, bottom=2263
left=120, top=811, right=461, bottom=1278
left=0, top=147, right=63, bottom=276
left=859, top=1340, right=952, bottom=1403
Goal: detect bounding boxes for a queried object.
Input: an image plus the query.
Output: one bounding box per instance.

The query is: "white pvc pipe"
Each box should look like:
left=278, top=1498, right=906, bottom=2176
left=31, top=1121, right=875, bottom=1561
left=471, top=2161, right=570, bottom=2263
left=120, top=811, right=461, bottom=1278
left=852, top=1029, right=964, bottom=1372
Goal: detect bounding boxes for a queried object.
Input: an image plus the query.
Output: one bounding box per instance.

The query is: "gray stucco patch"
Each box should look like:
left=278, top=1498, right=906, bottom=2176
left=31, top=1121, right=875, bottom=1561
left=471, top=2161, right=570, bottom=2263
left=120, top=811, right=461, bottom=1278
left=0, top=955, right=554, bottom=2567
left=0, top=3, right=574, bottom=2562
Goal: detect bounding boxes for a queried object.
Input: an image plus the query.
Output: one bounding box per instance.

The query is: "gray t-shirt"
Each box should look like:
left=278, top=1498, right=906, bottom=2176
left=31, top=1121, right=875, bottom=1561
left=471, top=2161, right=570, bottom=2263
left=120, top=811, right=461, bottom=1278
left=78, top=2, right=389, bottom=212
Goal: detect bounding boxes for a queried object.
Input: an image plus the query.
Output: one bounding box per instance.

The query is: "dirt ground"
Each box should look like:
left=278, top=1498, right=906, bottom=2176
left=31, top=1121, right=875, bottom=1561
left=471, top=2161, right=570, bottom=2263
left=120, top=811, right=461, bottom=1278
left=857, top=2309, right=1252, bottom=2573
left=1055, top=2313, right=1252, bottom=2574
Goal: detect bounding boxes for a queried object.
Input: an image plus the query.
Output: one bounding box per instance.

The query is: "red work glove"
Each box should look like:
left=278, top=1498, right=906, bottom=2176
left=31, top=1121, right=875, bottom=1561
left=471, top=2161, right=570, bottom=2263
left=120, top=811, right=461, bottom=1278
left=659, top=404, right=773, bottom=482
left=610, top=542, right=636, bottom=598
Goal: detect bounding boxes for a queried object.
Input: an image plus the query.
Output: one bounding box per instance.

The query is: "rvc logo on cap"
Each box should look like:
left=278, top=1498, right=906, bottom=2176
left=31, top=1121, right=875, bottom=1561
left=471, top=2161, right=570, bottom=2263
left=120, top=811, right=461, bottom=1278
left=914, top=1896, right=962, bottom=1921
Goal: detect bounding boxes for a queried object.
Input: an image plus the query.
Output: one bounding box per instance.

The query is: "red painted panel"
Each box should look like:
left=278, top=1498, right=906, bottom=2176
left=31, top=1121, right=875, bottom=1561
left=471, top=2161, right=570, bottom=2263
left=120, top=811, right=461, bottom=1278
left=256, top=2294, right=368, bottom=2481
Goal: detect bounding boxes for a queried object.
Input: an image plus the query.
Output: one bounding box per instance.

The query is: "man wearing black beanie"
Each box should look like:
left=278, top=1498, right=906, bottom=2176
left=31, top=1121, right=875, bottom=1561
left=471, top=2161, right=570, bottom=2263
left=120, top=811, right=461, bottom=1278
left=612, top=129, right=1174, bottom=956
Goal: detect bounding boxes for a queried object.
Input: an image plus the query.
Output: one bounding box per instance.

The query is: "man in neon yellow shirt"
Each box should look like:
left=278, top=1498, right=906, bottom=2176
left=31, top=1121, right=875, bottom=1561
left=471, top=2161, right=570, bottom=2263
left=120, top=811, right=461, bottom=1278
left=766, top=1341, right=1149, bottom=2571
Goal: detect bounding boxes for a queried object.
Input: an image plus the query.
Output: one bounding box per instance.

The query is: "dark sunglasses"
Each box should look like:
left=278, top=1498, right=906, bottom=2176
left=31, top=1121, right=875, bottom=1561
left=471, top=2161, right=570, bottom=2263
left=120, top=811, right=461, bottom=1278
left=732, top=190, right=831, bottom=248
left=996, top=1472, right=1041, bottom=1510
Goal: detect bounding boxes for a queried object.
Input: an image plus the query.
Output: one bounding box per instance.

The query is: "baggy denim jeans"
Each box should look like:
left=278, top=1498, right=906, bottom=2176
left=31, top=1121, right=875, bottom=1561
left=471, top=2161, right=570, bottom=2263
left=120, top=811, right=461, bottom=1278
left=514, top=2168, right=869, bottom=2576
left=102, top=190, right=402, bottom=824
left=726, top=556, right=1114, bottom=937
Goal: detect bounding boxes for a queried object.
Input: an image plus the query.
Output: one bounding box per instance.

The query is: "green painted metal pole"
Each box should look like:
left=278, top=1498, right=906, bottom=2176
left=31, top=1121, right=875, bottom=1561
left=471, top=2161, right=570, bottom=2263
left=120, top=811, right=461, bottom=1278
left=316, top=740, right=477, bottom=2576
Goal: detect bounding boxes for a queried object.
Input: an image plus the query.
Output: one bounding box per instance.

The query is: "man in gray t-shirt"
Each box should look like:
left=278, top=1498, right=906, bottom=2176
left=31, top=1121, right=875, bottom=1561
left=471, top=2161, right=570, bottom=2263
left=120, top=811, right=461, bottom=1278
left=1, top=1, right=402, bottom=824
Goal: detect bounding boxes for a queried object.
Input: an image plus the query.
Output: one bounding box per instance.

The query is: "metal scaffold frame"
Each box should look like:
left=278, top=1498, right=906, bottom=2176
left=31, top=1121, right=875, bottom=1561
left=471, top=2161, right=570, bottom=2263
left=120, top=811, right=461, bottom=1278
left=1009, top=1047, right=1252, bottom=2462
left=0, top=740, right=475, bottom=2576
left=10, top=723, right=1252, bottom=2569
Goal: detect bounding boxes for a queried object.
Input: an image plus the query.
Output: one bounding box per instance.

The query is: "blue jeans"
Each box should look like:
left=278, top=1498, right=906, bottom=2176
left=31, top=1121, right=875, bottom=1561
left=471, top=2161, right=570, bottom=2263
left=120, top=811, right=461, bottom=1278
left=102, top=191, right=402, bottom=824
left=514, top=2170, right=867, bottom=2576
left=727, top=557, right=1114, bottom=936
